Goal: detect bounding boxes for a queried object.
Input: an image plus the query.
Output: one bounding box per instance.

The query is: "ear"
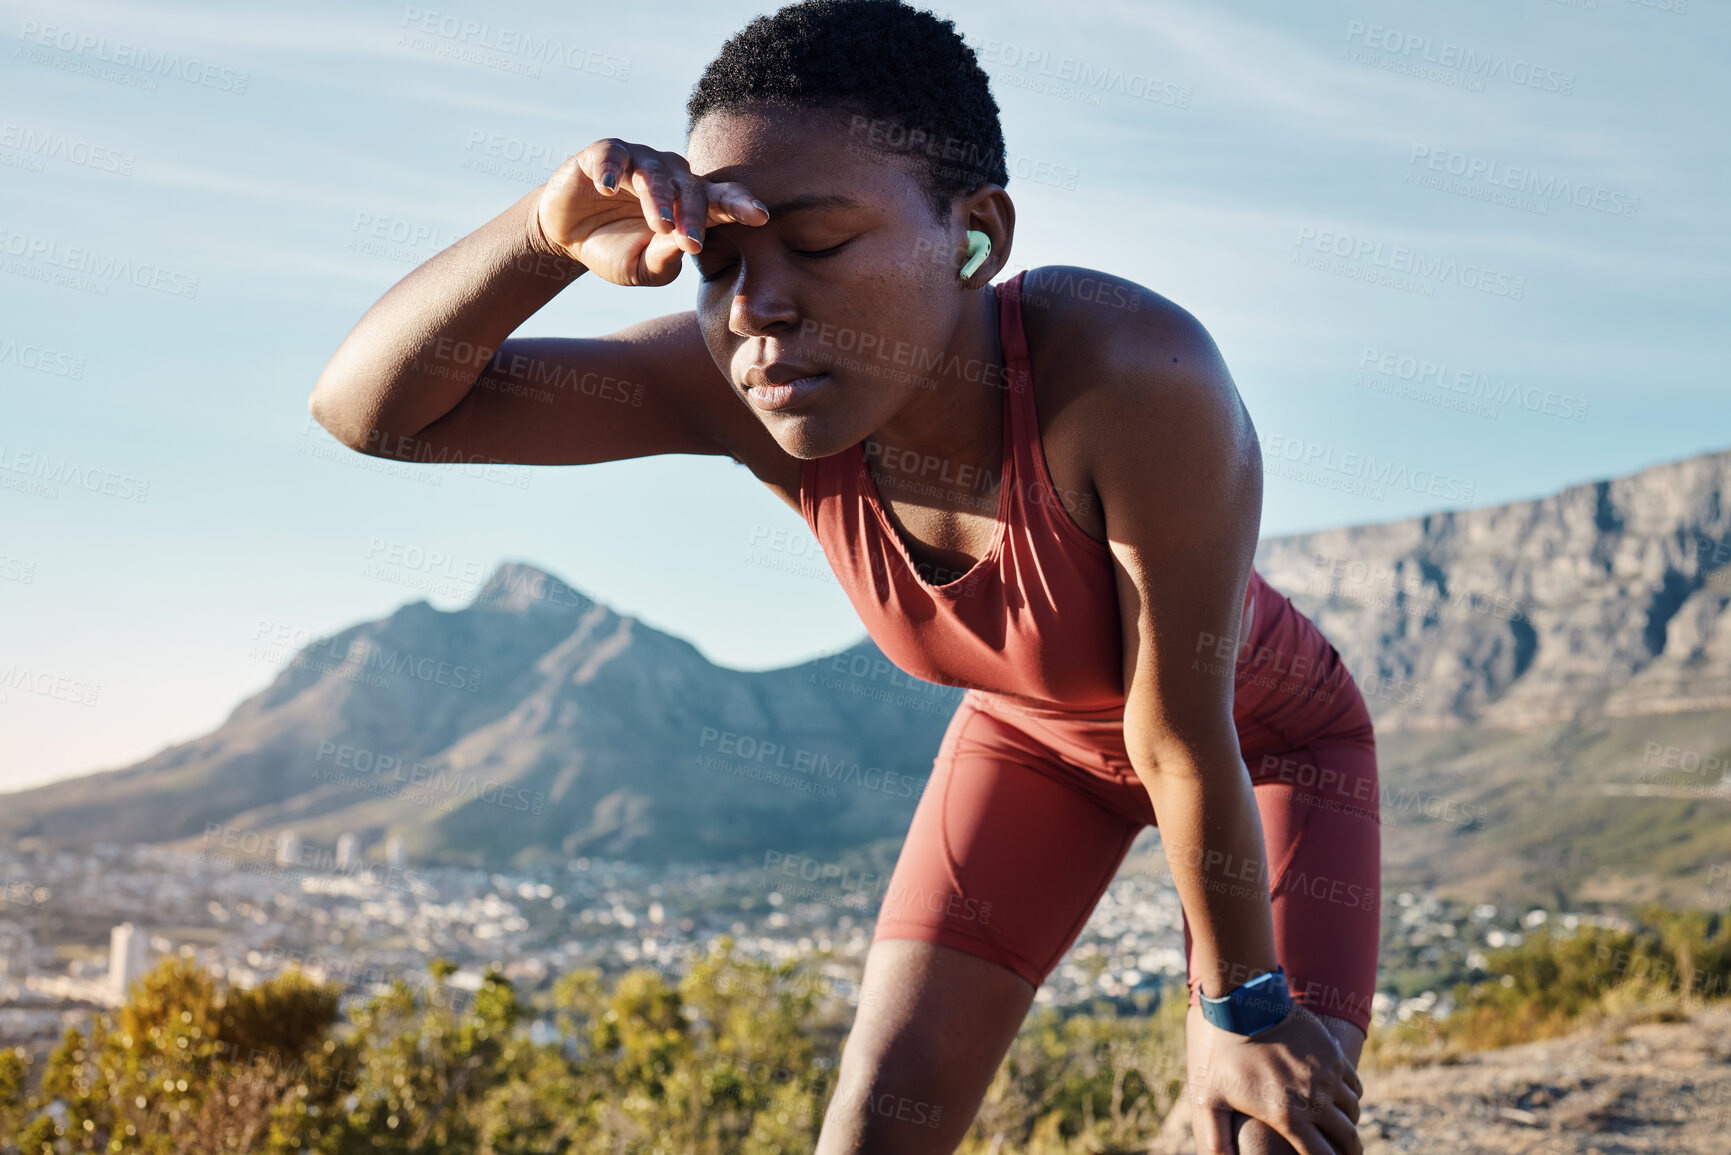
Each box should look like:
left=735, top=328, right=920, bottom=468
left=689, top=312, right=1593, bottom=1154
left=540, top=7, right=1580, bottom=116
left=956, top=184, right=1014, bottom=283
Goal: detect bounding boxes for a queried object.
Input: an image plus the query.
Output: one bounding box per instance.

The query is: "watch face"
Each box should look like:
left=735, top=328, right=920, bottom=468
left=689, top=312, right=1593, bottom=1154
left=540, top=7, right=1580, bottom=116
left=1204, top=969, right=1291, bottom=1035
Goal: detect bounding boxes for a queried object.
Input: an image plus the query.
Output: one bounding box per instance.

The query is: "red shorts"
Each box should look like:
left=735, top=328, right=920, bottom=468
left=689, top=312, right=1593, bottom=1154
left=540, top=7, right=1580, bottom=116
left=870, top=681, right=1381, bottom=1035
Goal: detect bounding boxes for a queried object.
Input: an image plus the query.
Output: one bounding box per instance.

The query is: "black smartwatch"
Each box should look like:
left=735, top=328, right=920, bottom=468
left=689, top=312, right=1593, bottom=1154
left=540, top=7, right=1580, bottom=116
left=1200, top=966, right=1293, bottom=1037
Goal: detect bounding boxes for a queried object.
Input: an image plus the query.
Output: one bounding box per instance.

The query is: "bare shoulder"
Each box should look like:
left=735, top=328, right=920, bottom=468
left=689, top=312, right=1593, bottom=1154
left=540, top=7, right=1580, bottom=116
left=1019, top=264, right=1231, bottom=405
left=1017, top=264, right=1248, bottom=504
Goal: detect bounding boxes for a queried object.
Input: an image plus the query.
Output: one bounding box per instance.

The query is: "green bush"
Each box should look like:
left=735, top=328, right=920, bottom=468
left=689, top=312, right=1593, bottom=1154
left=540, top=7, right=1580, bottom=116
left=1373, top=907, right=1731, bottom=1062
left=16, top=905, right=1723, bottom=1150
left=957, top=989, right=1189, bottom=1155
left=0, top=938, right=843, bottom=1154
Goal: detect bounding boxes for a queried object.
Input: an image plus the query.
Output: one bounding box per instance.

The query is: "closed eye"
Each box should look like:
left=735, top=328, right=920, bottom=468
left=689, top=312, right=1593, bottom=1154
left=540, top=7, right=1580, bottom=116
left=696, top=239, right=852, bottom=284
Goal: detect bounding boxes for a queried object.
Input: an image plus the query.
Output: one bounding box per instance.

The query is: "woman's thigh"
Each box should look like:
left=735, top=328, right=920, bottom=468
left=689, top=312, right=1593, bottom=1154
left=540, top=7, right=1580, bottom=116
left=824, top=703, right=1380, bottom=1151
left=869, top=700, right=1150, bottom=988
left=817, top=702, right=1149, bottom=1152
left=1185, top=731, right=1382, bottom=1036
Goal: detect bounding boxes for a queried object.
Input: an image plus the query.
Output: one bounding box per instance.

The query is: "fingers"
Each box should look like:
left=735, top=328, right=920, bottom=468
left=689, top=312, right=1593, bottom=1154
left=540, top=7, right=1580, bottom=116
left=663, top=173, right=773, bottom=251
left=1310, top=1049, right=1361, bottom=1127
left=571, top=139, right=683, bottom=244
left=563, top=139, right=768, bottom=274
left=1340, top=1059, right=1363, bottom=1101
left=625, top=158, right=681, bottom=242
left=1180, top=1002, right=1366, bottom=1155
left=1274, top=1119, right=1340, bottom=1155
left=704, top=180, right=770, bottom=229
left=574, top=139, right=768, bottom=253
left=1272, top=1081, right=1361, bottom=1155
left=1311, top=1100, right=1363, bottom=1155
left=1206, top=1069, right=1358, bottom=1155
left=579, top=137, right=630, bottom=197
left=1334, top=1075, right=1361, bottom=1126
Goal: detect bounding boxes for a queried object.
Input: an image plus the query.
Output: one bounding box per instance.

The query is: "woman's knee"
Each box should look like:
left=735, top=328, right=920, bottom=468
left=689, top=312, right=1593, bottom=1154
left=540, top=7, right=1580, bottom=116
left=820, top=1073, right=957, bottom=1154
left=1231, top=1111, right=1302, bottom=1155
left=820, top=1026, right=1001, bottom=1155
left=815, top=940, right=1033, bottom=1154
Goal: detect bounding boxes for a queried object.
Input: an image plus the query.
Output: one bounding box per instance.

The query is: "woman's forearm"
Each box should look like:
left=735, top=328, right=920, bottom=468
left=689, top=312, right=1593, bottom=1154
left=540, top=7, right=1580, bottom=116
left=1136, top=748, right=1281, bottom=998
left=310, top=184, right=587, bottom=451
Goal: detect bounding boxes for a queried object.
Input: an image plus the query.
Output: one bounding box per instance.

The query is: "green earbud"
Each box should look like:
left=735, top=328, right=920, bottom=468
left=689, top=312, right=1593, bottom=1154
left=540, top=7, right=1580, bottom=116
left=959, top=229, right=991, bottom=280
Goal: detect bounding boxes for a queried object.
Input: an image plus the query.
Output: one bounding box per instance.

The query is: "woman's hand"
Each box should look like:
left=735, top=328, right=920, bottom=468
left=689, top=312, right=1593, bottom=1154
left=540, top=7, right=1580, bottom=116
left=1184, top=1000, right=1363, bottom=1154
left=530, top=137, right=770, bottom=287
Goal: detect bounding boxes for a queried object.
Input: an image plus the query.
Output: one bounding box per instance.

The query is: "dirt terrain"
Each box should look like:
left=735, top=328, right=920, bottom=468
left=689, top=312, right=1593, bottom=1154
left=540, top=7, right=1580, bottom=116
left=1150, top=1002, right=1731, bottom=1153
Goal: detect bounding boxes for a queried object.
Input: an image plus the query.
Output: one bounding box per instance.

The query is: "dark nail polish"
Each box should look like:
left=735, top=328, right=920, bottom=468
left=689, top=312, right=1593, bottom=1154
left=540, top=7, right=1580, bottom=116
left=602, top=172, right=616, bottom=190
left=660, top=206, right=675, bottom=223
left=686, top=226, right=702, bottom=244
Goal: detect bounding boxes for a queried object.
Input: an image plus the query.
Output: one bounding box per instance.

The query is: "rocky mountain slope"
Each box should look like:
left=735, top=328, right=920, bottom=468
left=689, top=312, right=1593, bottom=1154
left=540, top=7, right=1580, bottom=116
left=1256, top=447, right=1731, bottom=732
left=0, top=564, right=956, bottom=866
left=4, top=446, right=1730, bottom=888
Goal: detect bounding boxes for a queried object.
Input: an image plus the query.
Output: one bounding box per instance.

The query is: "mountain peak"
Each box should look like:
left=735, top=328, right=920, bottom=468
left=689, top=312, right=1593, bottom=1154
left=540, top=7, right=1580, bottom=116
left=471, top=561, right=594, bottom=615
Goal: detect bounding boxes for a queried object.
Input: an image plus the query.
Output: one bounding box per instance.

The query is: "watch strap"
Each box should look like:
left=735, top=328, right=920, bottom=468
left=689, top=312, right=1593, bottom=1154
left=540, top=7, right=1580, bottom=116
left=1200, top=966, right=1292, bottom=1036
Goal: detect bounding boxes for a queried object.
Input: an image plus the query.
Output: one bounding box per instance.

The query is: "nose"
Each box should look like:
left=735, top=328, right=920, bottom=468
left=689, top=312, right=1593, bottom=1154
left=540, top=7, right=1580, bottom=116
left=726, top=261, right=801, bottom=339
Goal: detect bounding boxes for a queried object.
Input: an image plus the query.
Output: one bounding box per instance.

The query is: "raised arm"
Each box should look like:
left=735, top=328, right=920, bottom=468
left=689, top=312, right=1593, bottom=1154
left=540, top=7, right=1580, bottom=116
left=308, top=138, right=771, bottom=466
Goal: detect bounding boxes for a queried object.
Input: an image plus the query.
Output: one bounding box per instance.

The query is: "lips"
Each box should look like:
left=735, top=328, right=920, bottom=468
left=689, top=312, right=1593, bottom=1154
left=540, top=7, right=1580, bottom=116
left=744, top=372, right=829, bottom=412
left=745, top=363, right=826, bottom=390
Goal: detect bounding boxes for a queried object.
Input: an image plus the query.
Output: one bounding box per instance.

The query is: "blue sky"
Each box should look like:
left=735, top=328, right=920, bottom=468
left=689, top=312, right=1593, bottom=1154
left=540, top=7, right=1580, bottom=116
left=2, top=0, right=1725, bottom=790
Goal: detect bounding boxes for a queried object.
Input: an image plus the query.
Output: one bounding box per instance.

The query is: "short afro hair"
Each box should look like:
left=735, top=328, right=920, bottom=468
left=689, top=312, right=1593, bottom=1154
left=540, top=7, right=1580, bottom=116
left=686, top=0, right=1008, bottom=224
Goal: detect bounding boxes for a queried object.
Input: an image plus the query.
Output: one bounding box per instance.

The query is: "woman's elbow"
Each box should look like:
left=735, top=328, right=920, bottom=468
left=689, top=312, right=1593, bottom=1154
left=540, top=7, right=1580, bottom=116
left=306, top=376, right=379, bottom=454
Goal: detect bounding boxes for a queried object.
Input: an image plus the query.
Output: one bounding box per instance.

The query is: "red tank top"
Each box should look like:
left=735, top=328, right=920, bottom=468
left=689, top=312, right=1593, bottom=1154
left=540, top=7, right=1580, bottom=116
left=799, top=269, right=1347, bottom=751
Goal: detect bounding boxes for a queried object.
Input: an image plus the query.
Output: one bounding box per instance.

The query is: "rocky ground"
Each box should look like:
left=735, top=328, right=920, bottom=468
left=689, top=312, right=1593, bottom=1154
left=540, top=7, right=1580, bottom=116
left=1150, top=1001, right=1731, bottom=1153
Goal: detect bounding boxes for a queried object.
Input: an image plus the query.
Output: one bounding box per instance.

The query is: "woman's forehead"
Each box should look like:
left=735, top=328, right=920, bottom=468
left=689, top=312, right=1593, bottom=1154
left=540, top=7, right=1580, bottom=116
left=690, top=119, right=930, bottom=223
left=688, top=105, right=872, bottom=173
